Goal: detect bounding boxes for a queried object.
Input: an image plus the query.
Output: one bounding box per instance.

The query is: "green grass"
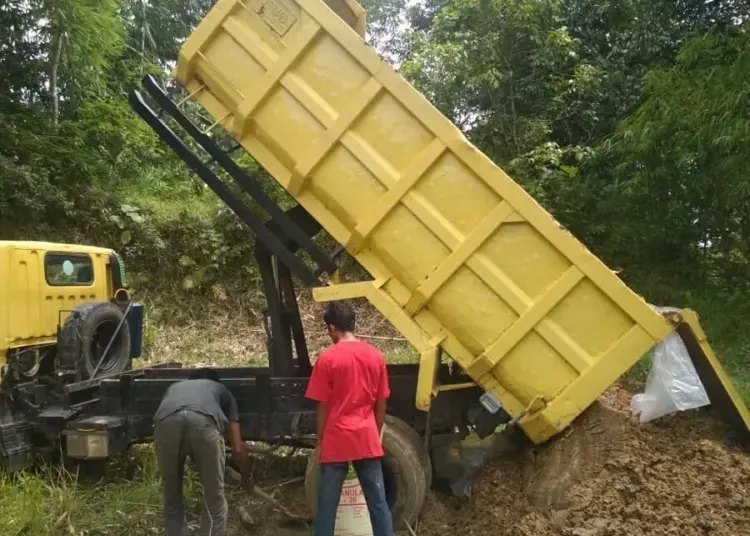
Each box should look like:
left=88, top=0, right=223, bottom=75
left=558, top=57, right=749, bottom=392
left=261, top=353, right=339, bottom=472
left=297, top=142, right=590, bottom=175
left=691, top=295, right=750, bottom=405
left=0, top=447, right=311, bottom=536
left=385, top=344, right=419, bottom=364
left=115, top=167, right=220, bottom=223
left=0, top=448, right=190, bottom=536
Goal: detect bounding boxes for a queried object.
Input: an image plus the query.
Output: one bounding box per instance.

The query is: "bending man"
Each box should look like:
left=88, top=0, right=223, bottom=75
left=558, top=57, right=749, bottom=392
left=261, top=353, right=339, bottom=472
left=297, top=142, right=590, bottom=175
left=153, top=368, right=251, bottom=536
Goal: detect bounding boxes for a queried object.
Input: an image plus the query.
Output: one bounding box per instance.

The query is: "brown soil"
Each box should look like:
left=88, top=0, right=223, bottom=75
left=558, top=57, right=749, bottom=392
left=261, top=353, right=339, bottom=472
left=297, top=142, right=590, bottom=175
left=227, top=383, right=750, bottom=536
left=418, top=383, right=750, bottom=536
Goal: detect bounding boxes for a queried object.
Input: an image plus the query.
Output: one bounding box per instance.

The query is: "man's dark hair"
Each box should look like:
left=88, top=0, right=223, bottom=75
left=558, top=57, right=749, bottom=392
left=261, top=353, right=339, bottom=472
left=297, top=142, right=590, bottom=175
left=188, top=367, right=221, bottom=382
left=323, top=301, right=356, bottom=332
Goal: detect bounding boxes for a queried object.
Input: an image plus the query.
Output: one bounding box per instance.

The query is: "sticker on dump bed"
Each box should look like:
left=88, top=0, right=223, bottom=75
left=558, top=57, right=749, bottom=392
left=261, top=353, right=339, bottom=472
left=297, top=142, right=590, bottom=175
left=250, top=0, right=297, bottom=36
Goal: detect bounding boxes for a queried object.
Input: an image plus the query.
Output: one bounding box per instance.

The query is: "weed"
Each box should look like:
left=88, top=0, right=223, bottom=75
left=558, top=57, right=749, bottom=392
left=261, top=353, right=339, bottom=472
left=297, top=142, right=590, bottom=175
left=0, top=448, right=184, bottom=536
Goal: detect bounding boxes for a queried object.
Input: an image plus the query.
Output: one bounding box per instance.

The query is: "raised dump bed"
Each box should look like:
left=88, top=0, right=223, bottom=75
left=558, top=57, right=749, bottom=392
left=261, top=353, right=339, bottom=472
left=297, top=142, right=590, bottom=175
left=173, top=0, right=674, bottom=443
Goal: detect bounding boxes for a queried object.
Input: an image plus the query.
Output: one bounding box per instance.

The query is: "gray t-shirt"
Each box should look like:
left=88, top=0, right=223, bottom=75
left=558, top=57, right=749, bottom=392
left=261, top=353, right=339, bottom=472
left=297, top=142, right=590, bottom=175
left=153, top=379, right=239, bottom=433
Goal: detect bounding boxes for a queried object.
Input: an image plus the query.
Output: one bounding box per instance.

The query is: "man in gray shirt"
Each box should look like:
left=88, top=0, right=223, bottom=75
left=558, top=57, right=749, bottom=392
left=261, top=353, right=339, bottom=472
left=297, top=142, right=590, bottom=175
left=154, top=368, right=251, bottom=536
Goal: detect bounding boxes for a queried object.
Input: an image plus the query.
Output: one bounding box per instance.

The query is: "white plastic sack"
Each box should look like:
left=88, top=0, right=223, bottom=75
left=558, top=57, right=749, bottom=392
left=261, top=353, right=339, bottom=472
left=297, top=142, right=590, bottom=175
left=631, top=332, right=710, bottom=423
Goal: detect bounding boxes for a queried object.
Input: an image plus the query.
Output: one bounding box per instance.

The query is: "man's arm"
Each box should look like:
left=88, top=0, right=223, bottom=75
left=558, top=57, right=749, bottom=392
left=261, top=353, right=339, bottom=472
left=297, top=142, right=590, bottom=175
left=374, top=398, right=386, bottom=435
left=227, top=421, right=252, bottom=489
left=315, top=402, right=328, bottom=453
left=305, top=354, right=331, bottom=457
left=221, top=388, right=252, bottom=489
left=375, top=355, right=390, bottom=438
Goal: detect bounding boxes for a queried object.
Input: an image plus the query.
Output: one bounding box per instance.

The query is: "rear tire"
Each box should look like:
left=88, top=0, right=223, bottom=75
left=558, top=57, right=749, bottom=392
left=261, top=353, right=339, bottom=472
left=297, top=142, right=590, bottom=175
left=383, top=415, right=433, bottom=488
left=305, top=417, right=428, bottom=529
left=57, top=302, right=131, bottom=379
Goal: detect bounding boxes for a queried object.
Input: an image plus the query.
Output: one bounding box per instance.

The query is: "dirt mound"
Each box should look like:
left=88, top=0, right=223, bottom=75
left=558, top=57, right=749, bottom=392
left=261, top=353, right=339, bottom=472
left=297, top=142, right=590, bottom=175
left=419, top=383, right=750, bottom=536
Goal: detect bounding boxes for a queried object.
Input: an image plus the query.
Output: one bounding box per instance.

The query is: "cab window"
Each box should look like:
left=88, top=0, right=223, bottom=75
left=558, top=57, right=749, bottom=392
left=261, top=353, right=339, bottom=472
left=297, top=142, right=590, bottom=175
left=45, top=253, right=94, bottom=286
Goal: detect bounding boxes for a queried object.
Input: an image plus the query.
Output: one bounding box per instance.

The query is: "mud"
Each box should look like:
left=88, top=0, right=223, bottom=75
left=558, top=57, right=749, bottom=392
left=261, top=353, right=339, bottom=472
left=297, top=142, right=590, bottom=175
left=227, top=383, right=750, bottom=536
left=419, top=384, right=750, bottom=536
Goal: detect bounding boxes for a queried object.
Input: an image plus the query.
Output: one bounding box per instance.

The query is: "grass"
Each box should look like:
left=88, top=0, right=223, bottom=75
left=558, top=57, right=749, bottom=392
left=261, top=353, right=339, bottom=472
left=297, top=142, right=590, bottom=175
left=0, top=448, right=176, bottom=536
left=115, top=168, right=220, bottom=223
left=0, top=448, right=310, bottom=536
left=692, top=295, right=750, bottom=405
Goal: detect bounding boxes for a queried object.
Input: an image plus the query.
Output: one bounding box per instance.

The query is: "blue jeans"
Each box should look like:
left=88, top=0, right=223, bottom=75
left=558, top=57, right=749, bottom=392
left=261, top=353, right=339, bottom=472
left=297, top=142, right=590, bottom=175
left=315, top=458, right=393, bottom=536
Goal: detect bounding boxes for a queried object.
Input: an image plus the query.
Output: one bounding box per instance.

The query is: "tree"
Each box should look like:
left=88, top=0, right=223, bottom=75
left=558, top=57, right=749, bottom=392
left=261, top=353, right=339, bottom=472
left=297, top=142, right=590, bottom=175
left=121, top=0, right=214, bottom=69
left=44, top=0, right=124, bottom=123
left=401, top=0, right=603, bottom=165
left=562, top=0, right=750, bottom=140
left=588, top=25, right=750, bottom=289
left=359, top=0, right=410, bottom=59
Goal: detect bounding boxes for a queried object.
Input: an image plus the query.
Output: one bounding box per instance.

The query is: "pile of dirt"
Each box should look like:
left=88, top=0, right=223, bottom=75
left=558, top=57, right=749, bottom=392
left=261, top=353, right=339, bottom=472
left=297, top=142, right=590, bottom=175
left=226, top=383, right=749, bottom=536
left=419, top=383, right=750, bottom=536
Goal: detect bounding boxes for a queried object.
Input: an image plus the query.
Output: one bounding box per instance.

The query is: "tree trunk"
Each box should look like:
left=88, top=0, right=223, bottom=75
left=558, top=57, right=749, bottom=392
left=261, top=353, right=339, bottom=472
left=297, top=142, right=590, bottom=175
left=140, top=0, right=146, bottom=73
left=50, top=31, right=64, bottom=126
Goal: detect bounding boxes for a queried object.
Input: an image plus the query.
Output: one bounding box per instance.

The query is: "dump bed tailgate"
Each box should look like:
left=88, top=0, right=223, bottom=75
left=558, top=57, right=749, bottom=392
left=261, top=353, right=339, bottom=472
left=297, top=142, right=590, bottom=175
left=175, top=0, right=672, bottom=442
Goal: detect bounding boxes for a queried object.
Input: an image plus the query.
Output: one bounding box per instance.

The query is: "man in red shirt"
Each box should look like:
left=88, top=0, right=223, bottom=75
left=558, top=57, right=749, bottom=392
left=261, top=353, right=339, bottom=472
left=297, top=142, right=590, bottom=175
left=305, top=301, right=393, bottom=536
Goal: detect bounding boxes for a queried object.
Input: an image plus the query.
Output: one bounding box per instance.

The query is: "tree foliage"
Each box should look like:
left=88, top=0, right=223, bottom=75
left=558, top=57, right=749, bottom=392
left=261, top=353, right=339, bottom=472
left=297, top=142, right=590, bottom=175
left=399, top=0, right=750, bottom=300
left=594, top=27, right=750, bottom=288
left=402, top=0, right=603, bottom=161
left=0, top=0, right=748, bottom=343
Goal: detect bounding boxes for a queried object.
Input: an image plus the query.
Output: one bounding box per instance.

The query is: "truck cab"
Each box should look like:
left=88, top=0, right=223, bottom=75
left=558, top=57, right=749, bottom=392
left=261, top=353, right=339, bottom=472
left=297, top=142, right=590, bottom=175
left=0, top=241, right=142, bottom=383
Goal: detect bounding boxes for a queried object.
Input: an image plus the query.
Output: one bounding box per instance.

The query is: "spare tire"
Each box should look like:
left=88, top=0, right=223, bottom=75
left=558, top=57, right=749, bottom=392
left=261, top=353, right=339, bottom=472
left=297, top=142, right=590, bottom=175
left=305, top=416, right=428, bottom=529
left=57, top=302, right=131, bottom=379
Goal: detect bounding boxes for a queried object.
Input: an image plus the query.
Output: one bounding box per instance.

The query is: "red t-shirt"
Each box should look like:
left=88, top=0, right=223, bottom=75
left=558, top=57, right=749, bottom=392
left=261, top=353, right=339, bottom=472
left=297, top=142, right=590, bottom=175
left=305, top=340, right=390, bottom=463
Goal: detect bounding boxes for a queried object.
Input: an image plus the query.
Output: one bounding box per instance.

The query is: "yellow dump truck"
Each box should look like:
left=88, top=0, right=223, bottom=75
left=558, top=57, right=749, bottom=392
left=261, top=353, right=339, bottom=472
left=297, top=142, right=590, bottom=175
left=127, top=0, right=750, bottom=525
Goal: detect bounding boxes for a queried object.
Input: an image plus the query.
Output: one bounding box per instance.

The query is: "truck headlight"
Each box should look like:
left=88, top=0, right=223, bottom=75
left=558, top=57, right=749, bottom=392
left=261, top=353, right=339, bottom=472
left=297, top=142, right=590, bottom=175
left=65, top=430, right=110, bottom=459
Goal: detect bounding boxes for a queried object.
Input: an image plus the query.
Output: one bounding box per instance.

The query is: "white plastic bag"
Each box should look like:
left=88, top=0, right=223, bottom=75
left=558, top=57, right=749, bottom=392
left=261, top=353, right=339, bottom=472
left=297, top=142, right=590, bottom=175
left=631, top=332, right=710, bottom=423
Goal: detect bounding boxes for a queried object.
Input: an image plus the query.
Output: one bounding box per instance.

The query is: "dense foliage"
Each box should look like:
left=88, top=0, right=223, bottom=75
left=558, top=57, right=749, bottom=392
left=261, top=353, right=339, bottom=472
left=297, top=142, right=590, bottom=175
left=0, top=0, right=748, bottom=389
left=0, top=0, right=260, bottom=305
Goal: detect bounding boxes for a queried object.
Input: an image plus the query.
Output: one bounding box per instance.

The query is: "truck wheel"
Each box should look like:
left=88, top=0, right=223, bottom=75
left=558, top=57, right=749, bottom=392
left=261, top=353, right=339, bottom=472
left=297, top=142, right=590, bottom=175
left=305, top=419, right=428, bottom=529
left=384, top=415, right=433, bottom=488
left=58, top=302, right=131, bottom=379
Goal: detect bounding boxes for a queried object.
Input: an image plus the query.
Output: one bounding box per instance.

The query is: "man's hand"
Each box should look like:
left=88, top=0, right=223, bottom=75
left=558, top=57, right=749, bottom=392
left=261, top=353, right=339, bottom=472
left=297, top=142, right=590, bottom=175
left=315, top=402, right=328, bottom=461
left=375, top=398, right=386, bottom=439
left=227, top=421, right=252, bottom=491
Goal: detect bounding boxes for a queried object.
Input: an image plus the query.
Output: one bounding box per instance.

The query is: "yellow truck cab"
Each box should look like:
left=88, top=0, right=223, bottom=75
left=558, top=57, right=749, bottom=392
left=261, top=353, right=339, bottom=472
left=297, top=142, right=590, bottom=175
left=0, top=241, right=142, bottom=385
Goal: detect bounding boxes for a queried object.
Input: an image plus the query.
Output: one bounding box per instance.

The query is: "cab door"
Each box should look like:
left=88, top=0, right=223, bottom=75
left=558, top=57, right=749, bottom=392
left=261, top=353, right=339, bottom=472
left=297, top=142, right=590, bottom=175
left=7, top=248, right=105, bottom=346
left=41, top=251, right=104, bottom=339
left=8, top=247, right=45, bottom=342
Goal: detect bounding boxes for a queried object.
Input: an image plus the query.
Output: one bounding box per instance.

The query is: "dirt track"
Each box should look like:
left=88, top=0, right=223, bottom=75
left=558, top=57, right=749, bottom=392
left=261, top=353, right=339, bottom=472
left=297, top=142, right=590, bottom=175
left=230, top=383, right=750, bottom=536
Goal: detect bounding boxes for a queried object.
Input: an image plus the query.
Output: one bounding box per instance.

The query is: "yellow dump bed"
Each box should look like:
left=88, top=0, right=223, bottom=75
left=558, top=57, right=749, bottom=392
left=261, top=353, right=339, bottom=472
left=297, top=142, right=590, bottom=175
left=175, top=0, right=672, bottom=443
